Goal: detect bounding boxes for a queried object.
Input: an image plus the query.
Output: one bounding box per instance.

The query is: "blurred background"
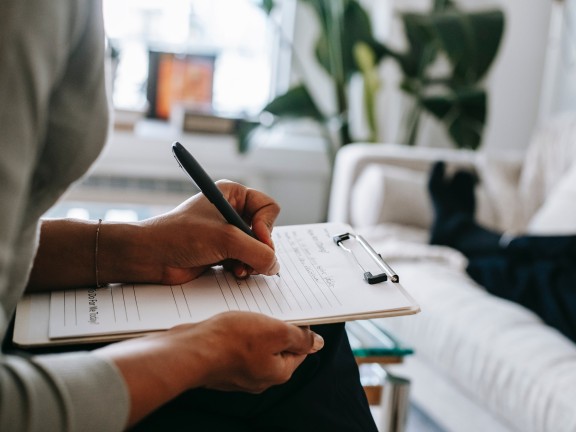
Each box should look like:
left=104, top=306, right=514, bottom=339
left=48, top=0, right=576, bottom=226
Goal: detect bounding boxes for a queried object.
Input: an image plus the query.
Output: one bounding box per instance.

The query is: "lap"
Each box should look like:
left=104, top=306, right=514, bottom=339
left=131, top=323, right=377, bottom=432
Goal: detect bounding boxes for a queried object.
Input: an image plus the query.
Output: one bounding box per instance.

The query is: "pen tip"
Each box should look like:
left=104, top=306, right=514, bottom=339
left=277, top=273, right=281, bottom=278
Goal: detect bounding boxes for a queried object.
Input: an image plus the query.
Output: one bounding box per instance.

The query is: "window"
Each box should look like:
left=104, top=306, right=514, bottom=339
left=103, top=0, right=294, bottom=116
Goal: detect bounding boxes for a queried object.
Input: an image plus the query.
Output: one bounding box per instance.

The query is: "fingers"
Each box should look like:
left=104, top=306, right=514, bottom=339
left=216, top=180, right=280, bottom=246
left=223, top=233, right=280, bottom=276
left=263, top=325, right=321, bottom=378
left=211, top=202, right=280, bottom=275
left=242, top=187, right=280, bottom=235
left=252, top=323, right=323, bottom=389
left=251, top=219, right=276, bottom=250
left=281, top=323, right=324, bottom=355
left=237, top=316, right=324, bottom=389
left=215, top=182, right=281, bottom=276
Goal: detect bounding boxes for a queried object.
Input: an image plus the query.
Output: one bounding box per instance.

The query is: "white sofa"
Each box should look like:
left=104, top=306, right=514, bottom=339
left=328, top=115, right=576, bottom=432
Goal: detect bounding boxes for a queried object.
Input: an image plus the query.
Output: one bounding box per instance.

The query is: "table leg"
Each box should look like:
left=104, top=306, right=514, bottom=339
left=378, top=368, right=411, bottom=432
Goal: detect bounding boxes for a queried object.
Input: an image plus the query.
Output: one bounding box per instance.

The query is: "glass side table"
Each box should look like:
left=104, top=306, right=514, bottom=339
left=346, top=320, right=413, bottom=432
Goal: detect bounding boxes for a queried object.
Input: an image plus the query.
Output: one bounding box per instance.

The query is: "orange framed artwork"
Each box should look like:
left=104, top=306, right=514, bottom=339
left=147, top=51, right=216, bottom=119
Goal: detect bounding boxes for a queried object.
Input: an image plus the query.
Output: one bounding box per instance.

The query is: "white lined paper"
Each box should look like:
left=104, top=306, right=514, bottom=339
left=48, top=223, right=417, bottom=339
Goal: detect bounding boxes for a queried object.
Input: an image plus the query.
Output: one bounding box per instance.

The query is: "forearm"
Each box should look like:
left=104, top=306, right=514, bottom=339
left=27, top=184, right=281, bottom=291
left=27, top=219, right=161, bottom=291
left=94, top=334, right=207, bottom=427
left=0, top=351, right=130, bottom=432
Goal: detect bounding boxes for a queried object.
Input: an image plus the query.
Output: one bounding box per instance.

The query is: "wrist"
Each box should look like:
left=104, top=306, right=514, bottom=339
left=97, top=222, right=163, bottom=284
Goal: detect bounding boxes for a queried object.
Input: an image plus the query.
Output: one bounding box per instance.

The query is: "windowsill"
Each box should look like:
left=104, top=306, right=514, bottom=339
left=80, top=118, right=332, bottom=224
left=97, top=118, right=329, bottom=177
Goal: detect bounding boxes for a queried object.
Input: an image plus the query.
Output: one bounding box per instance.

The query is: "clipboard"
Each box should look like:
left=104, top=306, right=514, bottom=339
left=13, top=222, right=420, bottom=348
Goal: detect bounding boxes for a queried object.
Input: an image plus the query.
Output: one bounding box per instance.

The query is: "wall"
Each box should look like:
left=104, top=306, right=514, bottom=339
left=539, top=0, right=576, bottom=118
left=481, top=0, right=552, bottom=152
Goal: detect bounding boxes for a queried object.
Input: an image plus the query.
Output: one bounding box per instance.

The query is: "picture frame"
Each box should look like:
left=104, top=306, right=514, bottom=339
left=146, top=50, right=216, bottom=120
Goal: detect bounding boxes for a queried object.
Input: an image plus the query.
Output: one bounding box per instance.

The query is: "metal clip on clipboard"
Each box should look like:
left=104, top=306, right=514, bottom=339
left=333, top=233, right=400, bottom=285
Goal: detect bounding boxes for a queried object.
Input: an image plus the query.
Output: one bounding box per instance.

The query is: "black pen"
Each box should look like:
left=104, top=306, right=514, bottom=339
left=172, top=141, right=257, bottom=239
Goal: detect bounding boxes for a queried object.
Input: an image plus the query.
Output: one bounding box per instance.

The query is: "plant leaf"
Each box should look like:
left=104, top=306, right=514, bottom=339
left=397, top=13, right=438, bottom=79
left=432, top=0, right=457, bottom=12
left=446, top=115, right=482, bottom=150
left=421, top=89, right=486, bottom=150
left=420, top=95, right=452, bottom=120
left=354, top=42, right=381, bottom=141
left=264, top=84, right=325, bottom=122
left=466, top=10, right=505, bottom=80
left=311, top=0, right=386, bottom=80
left=431, top=9, right=505, bottom=84
left=260, top=0, right=275, bottom=15
left=340, top=1, right=383, bottom=77
left=236, top=119, right=262, bottom=154
left=257, top=0, right=276, bottom=15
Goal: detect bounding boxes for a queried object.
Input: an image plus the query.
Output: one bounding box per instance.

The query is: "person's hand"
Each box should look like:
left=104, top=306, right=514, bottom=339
left=95, top=311, right=324, bottom=426
left=160, top=311, right=323, bottom=393
left=114, top=180, right=281, bottom=285
left=27, top=182, right=278, bottom=291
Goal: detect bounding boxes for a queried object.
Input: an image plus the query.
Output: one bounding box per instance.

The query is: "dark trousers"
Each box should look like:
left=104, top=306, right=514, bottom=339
left=132, top=323, right=378, bottom=432
left=446, top=220, right=576, bottom=343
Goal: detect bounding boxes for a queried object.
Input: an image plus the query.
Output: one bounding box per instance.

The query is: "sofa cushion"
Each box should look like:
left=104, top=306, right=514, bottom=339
left=475, top=153, right=524, bottom=232
left=518, top=113, right=576, bottom=226
left=527, top=161, right=576, bottom=234
left=350, top=163, right=497, bottom=229
left=365, top=244, right=576, bottom=432
left=350, top=164, right=431, bottom=228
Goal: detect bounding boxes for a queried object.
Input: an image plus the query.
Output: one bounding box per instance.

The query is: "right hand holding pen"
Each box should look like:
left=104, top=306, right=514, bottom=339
left=95, top=311, right=324, bottom=427
left=132, top=180, right=281, bottom=284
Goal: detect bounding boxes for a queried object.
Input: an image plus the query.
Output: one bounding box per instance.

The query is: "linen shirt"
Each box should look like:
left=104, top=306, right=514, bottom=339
left=0, top=0, right=129, bottom=430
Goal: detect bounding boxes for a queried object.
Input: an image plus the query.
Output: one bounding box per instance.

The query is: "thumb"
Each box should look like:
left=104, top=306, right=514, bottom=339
left=284, top=326, right=324, bottom=355
left=226, top=232, right=280, bottom=276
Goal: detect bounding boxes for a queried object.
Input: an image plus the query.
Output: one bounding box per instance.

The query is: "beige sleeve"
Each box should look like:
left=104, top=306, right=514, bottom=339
left=0, top=1, right=128, bottom=430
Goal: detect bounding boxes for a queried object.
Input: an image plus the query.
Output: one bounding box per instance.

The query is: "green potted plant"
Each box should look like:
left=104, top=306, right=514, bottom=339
left=239, top=0, right=505, bottom=160
left=389, top=0, right=505, bottom=149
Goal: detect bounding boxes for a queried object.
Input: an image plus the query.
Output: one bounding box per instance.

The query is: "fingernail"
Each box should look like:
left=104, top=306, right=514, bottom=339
left=269, top=259, right=280, bottom=276
left=311, top=332, right=324, bottom=352
left=238, top=267, right=248, bottom=278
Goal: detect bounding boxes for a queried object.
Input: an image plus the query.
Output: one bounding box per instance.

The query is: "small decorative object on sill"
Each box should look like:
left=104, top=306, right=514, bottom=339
left=171, top=104, right=240, bottom=135
left=112, top=109, right=144, bottom=132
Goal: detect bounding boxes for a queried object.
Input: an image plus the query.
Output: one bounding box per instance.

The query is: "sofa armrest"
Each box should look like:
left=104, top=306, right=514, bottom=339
left=327, top=143, right=525, bottom=230
left=327, top=143, right=479, bottom=226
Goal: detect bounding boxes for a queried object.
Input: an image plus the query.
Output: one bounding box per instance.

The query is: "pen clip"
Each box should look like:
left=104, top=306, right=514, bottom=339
left=333, top=233, right=399, bottom=284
